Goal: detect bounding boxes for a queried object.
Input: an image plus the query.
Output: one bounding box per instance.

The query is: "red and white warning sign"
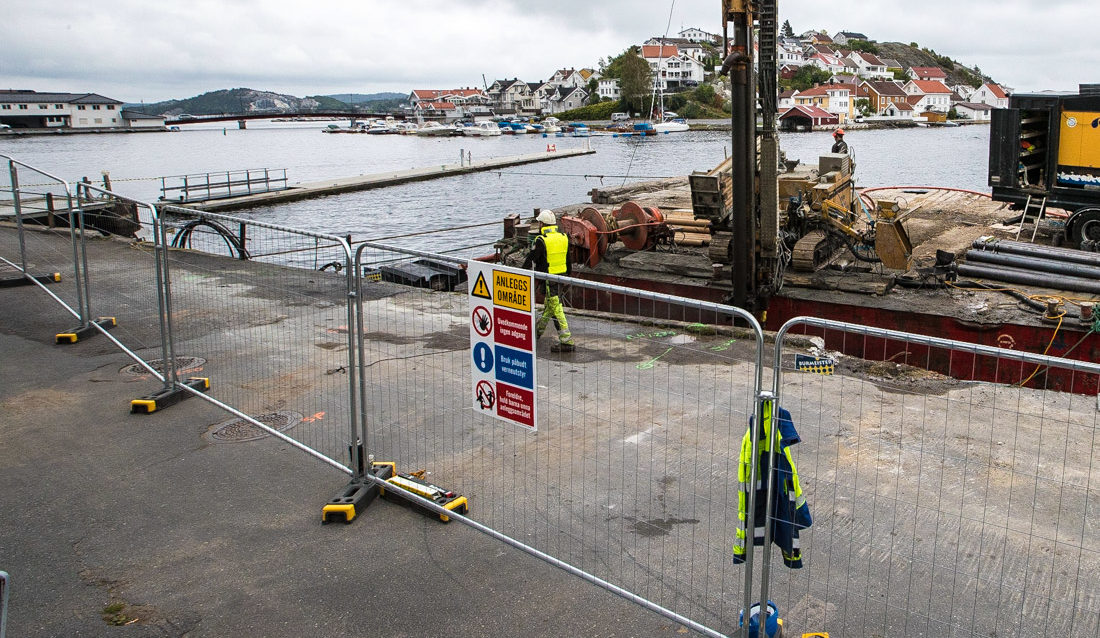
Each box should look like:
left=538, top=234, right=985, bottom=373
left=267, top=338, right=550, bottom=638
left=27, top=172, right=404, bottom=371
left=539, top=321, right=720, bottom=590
left=468, top=260, right=537, bottom=431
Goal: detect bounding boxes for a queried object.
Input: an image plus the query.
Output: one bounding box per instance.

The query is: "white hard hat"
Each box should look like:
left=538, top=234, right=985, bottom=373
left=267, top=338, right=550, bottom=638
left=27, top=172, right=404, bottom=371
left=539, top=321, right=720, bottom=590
left=536, top=210, right=556, bottom=225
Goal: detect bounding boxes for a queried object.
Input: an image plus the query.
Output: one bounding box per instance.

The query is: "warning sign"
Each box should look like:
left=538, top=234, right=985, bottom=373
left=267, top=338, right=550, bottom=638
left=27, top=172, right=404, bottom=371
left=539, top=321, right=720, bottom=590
left=470, top=271, right=491, bottom=300
left=492, top=269, right=531, bottom=312
left=496, top=382, right=534, bottom=429
left=468, top=260, right=537, bottom=432
left=494, top=307, right=532, bottom=350
left=472, top=305, right=492, bottom=337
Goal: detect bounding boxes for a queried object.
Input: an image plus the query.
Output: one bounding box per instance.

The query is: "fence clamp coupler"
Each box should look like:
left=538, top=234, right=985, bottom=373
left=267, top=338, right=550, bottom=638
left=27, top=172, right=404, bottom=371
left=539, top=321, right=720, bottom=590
left=322, top=461, right=396, bottom=525
left=130, top=377, right=209, bottom=414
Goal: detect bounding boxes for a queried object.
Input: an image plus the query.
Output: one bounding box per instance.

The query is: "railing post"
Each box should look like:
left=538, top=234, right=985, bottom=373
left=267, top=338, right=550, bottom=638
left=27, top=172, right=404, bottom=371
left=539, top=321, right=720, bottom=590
left=8, top=160, right=28, bottom=274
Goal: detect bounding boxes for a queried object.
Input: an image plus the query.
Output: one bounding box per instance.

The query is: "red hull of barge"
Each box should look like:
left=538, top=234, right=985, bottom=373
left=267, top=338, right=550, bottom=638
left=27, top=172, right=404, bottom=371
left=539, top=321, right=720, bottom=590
left=569, top=271, right=1100, bottom=396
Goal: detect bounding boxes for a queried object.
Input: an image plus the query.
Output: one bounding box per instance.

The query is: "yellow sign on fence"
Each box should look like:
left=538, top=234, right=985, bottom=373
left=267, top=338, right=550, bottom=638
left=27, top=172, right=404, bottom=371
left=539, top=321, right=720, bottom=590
left=492, top=269, right=531, bottom=312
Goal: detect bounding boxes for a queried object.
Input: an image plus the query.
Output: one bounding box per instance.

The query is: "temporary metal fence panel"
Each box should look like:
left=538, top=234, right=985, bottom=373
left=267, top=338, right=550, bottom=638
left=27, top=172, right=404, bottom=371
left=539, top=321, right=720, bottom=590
left=352, top=241, right=766, bottom=636
left=157, top=205, right=359, bottom=472
left=0, top=155, right=85, bottom=319
left=766, top=317, right=1100, bottom=637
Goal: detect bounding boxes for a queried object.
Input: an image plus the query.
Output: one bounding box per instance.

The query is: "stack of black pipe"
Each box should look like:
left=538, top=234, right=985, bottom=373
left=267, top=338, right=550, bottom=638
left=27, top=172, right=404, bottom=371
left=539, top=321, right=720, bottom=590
left=959, top=238, right=1100, bottom=294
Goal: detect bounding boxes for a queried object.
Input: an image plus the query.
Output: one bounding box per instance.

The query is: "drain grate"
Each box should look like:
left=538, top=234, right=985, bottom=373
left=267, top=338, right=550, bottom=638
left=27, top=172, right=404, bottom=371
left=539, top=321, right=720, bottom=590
left=205, top=411, right=302, bottom=443
left=120, top=356, right=206, bottom=376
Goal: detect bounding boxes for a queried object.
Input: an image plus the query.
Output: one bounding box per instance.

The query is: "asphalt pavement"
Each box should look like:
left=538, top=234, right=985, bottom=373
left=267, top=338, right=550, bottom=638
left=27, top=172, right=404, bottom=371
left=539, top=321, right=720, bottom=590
left=0, top=258, right=691, bottom=637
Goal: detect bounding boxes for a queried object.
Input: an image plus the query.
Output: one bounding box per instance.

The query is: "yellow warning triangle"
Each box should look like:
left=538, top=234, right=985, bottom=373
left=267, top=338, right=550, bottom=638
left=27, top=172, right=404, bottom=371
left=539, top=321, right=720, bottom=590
left=470, top=270, right=491, bottom=300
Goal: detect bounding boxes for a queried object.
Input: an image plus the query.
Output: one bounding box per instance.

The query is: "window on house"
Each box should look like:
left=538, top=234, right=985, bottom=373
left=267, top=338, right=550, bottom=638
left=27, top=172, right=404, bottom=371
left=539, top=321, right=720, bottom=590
left=1, top=105, right=10, bottom=110
left=93, top=105, right=101, bottom=110
left=39, top=104, right=48, bottom=109
left=107, top=105, right=115, bottom=110
left=78, top=105, right=86, bottom=110
left=18, top=104, right=27, bottom=110
left=94, top=118, right=102, bottom=123
left=55, top=104, right=63, bottom=109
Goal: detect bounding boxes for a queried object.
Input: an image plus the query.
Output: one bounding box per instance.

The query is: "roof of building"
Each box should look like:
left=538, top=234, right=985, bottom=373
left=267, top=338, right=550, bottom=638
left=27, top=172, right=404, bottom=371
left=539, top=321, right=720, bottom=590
left=797, top=85, right=831, bottom=97
left=119, top=110, right=164, bottom=120
left=910, top=80, right=953, bottom=94
left=836, top=31, right=869, bottom=39
left=862, top=80, right=908, bottom=97
left=492, top=79, right=525, bottom=91
left=779, top=89, right=797, bottom=99
left=889, top=101, right=915, bottom=111
left=909, top=66, right=948, bottom=79
left=982, top=83, right=1008, bottom=98
left=880, top=58, right=902, bottom=69
left=641, top=45, right=679, bottom=59
left=811, top=53, right=843, bottom=66
left=851, top=51, right=886, bottom=66
left=780, top=104, right=838, bottom=121
left=0, top=90, right=122, bottom=105
left=956, top=102, right=993, bottom=110
left=416, top=101, right=456, bottom=110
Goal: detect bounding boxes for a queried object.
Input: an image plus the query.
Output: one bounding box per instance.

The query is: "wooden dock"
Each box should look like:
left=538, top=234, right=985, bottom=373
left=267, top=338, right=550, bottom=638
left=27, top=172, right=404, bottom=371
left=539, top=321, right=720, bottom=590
left=175, top=147, right=595, bottom=213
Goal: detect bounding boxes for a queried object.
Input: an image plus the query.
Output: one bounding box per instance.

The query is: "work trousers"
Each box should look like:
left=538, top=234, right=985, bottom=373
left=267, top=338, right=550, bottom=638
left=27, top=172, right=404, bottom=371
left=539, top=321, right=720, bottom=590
left=536, top=282, right=574, bottom=345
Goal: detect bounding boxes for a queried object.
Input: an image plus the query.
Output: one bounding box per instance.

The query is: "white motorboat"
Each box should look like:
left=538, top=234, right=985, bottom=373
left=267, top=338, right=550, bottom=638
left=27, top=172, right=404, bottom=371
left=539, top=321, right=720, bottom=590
left=654, top=117, right=690, bottom=133
left=464, top=122, right=503, bottom=137
left=415, top=121, right=455, bottom=137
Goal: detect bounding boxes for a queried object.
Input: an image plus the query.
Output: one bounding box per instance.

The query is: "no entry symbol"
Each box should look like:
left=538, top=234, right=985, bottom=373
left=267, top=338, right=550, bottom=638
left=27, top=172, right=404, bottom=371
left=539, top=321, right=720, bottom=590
left=472, top=305, right=492, bottom=337
left=475, top=380, right=495, bottom=410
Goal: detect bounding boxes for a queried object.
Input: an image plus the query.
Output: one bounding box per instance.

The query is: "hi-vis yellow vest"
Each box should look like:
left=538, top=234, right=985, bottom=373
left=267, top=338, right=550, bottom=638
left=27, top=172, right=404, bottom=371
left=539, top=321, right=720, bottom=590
left=541, top=226, right=568, bottom=275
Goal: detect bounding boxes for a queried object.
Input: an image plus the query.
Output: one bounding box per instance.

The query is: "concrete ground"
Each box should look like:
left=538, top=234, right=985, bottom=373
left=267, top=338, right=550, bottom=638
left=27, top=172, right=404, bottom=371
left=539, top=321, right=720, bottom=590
left=0, top=229, right=695, bottom=637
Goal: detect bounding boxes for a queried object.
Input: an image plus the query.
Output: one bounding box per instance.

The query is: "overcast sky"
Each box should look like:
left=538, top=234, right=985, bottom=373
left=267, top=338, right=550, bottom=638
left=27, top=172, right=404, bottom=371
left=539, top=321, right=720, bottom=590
left=0, top=0, right=1093, bottom=102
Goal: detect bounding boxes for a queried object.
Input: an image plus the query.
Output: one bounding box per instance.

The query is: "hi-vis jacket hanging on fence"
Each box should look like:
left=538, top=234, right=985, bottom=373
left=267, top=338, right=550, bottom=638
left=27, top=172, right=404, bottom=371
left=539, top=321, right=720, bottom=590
left=733, top=402, right=812, bottom=568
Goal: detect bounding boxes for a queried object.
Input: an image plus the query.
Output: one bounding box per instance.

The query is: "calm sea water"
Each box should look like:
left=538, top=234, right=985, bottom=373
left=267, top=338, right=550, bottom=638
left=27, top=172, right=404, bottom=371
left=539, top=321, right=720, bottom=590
left=0, top=121, right=990, bottom=255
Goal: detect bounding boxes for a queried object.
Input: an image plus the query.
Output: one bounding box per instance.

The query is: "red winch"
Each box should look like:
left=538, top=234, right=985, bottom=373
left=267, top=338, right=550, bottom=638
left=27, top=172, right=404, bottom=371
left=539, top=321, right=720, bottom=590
left=558, top=201, right=669, bottom=267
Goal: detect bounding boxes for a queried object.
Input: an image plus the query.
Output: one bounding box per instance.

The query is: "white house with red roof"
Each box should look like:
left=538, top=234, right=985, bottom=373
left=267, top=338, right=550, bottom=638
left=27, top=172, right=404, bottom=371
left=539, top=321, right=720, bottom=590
left=902, top=80, right=953, bottom=112
left=407, top=88, right=491, bottom=118
left=549, top=69, right=585, bottom=89
left=968, top=83, right=1010, bottom=109
left=845, top=52, right=891, bottom=80
left=954, top=102, right=993, bottom=121
left=641, top=44, right=703, bottom=90
left=779, top=42, right=806, bottom=67
left=808, top=52, right=846, bottom=75
left=907, top=66, right=947, bottom=81
left=882, top=101, right=915, bottom=119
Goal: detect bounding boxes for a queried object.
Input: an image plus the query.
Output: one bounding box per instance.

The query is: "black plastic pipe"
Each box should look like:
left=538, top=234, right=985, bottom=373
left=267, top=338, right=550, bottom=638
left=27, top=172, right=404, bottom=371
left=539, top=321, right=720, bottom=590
left=965, top=249, right=1100, bottom=280
left=971, top=238, right=1100, bottom=267
left=956, top=263, right=1100, bottom=294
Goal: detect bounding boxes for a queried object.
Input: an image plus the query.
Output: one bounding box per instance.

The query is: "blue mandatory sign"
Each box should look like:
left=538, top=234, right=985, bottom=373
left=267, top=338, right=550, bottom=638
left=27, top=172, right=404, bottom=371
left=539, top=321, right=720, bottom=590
left=495, top=345, right=534, bottom=390
left=473, top=341, right=494, bottom=374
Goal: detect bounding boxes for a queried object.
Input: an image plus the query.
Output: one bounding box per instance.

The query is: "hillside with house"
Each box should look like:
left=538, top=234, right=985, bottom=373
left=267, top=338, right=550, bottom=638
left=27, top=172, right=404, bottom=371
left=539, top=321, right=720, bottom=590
left=774, top=29, right=1009, bottom=130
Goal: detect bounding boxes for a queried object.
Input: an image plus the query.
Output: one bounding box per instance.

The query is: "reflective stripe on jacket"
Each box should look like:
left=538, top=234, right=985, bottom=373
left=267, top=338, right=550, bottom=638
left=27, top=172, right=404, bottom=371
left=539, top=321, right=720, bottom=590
left=733, top=402, right=812, bottom=568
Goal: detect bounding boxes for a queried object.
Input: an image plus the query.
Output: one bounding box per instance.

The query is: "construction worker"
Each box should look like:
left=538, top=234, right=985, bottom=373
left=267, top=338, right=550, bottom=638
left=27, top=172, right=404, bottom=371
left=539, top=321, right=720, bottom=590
left=831, top=128, right=848, bottom=154
left=523, top=209, right=576, bottom=353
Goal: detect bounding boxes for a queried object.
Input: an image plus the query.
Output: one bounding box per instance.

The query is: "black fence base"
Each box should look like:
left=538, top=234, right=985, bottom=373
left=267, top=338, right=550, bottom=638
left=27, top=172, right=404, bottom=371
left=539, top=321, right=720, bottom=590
left=130, top=377, right=209, bottom=414
left=321, top=462, right=396, bottom=525
left=56, top=317, right=116, bottom=344
left=0, top=272, right=61, bottom=288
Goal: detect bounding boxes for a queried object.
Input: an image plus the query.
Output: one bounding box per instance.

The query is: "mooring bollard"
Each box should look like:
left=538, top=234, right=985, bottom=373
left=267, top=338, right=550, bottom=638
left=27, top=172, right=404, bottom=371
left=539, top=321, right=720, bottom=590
left=459, top=148, right=464, bottom=167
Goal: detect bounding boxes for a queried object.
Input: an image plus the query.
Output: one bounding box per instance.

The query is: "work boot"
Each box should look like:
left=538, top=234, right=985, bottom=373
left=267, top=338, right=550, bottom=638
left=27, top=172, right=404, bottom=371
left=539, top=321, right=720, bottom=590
left=551, top=342, right=575, bottom=353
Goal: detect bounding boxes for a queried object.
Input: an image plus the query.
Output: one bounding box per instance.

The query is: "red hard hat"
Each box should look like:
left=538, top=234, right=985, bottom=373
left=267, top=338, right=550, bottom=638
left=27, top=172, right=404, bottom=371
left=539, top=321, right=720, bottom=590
left=834, top=128, right=845, bottom=136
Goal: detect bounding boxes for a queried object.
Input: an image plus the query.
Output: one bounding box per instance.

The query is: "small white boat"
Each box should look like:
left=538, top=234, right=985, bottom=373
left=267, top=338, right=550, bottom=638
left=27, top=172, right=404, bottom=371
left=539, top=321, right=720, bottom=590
left=415, top=121, right=455, bottom=137
left=654, top=117, right=690, bottom=133
left=394, top=122, right=419, bottom=134
left=464, top=122, right=502, bottom=137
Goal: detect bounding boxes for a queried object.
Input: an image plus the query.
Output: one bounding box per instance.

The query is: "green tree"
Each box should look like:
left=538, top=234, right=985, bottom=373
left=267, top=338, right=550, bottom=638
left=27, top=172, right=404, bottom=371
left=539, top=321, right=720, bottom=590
left=693, top=83, right=716, bottom=106
left=846, top=39, right=879, bottom=54
left=781, top=20, right=795, bottom=38
left=855, top=98, right=871, bottom=117
left=602, top=46, right=643, bottom=80
left=618, top=50, right=653, bottom=113
left=586, top=77, right=600, bottom=105
left=788, top=66, right=832, bottom=92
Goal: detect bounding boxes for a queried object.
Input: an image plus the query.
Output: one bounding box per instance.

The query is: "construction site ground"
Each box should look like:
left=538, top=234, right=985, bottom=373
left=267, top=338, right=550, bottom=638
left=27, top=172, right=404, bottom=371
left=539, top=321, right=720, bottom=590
left=2, top=225, right=1098, bottom=636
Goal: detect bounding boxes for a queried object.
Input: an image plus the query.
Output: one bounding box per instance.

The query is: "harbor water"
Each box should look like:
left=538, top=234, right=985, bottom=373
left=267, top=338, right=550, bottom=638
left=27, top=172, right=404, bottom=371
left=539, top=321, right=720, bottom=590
left=0, top=121, right=991, bottom=256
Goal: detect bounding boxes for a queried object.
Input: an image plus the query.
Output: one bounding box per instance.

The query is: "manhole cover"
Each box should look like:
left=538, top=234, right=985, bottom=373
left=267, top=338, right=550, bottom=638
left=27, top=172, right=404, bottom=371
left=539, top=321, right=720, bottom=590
left=119, top=356, right=206, bottom=376
left=205, top=411, right=302, bottom=443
